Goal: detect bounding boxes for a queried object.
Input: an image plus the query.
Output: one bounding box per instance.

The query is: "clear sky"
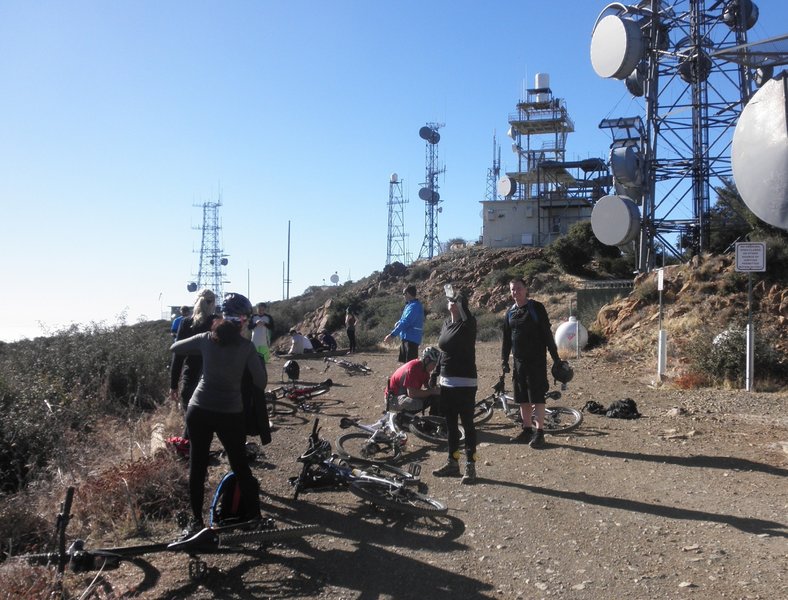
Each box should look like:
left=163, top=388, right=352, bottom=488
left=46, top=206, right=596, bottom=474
left=1, top=1, right=785, bottom=342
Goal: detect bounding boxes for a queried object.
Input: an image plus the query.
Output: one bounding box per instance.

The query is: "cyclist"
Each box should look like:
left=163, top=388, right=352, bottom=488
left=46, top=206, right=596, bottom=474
left=384, top=346, right=441, bottom=413
left=432, top=286, right=478, bottom=484
left=383, top=285, right=424, bottom=363
left=170, top=292, right=267, bottom=540
left=501, top=277, right=561, bottom=448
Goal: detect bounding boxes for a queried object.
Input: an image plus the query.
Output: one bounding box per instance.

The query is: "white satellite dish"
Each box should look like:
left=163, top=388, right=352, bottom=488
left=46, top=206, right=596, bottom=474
left=732, top=73, right=788, bottom=231
left=390, top=173, right=399, bottom=183
left=330, top=273, right=340, bottom=284
left=610, top=145, right=643, bottom=187
left=590, top=15, right=644, bottom=80
left=497, top=176, right=517, bottom=197
left=591, top=195, right=641, bottom=246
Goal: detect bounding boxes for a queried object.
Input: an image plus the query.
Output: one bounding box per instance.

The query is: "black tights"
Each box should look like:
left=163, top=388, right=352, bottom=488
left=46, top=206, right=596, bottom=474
left=439, top=386, right=477, bottom=462
left=185, top=405, right=260, bottom=524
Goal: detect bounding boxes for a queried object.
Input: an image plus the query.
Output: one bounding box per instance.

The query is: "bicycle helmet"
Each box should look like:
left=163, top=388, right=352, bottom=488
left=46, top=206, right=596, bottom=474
left=283, top=360, right=300, bottom=382
left=300, top=438, right=332, bottom=463
left=222, top=292, right=253, bottom=318
left=551, top=360, right=574, bottom=384
left=421, top=346, right=440, bottom=365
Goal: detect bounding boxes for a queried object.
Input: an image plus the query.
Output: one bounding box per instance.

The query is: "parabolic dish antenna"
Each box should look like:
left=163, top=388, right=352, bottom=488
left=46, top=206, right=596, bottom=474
left=610, top=145, right=643, bottom=187
left=590, top=15, right=644, bottom=80
left=591, top=195, right=641, bottom=246
left=187, top=282, right=198, bottom=292
left=419, top=126, right=440, bottom=144
left=732, top=73, right=788, bottom=231
left=497, top=176, right=517, bottom=197
left=390, top=172, right=399, bottom=183
left=330, top=273, right=339, bottom=284
left=418, top=187, right=433, bottom=201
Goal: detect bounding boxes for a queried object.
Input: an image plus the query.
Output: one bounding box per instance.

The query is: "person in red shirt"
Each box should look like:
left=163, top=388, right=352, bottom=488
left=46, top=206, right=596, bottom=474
left=384, top=347, right=441, bottom=412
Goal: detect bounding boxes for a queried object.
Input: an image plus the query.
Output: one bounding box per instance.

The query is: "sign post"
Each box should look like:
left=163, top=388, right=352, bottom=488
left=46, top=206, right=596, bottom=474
left=735, top=242, right=766, bottom=391
left=656, top=269, right=667, bottom=380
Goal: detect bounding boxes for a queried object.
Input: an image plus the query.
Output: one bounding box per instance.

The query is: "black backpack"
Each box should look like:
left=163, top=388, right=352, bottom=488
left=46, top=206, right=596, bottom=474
left=209, top=471, right=259, bottom=526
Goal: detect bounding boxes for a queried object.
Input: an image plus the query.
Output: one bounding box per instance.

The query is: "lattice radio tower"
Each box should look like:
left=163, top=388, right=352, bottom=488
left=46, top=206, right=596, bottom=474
left=485, top=131, right=502, bottom=202
left=417, top=122, right=445, bottom=260
left=590, top=0, right=764, bottom=272
left=386, top=173, right=408, bottom=265
left=187, top=194, right=229, bottom=300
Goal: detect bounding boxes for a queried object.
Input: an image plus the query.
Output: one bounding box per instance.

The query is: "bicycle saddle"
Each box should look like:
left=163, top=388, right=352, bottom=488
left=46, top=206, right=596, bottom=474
left=339, top=417, right=360, bottom=429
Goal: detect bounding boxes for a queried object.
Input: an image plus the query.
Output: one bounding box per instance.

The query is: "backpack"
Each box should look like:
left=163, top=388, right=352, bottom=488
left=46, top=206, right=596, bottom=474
left=507, top=300, right=539, bottom=326
left=606, top=398, right=641, bottom=419
left=209, top=471, right=259, bottom=526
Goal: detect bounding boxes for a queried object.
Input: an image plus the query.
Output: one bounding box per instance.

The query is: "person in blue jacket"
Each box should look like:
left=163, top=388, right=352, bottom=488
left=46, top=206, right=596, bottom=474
left=384, top=285, right=424, bottom=363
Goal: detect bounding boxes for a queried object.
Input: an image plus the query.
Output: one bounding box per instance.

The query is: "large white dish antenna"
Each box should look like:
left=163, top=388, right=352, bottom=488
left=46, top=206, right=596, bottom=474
left=390, top=173, right=399, bottom=183
left=591, top=15, right=644, bottom=80
left=610, top=145, right=643, bottom=187
left=732, top=74, right=788, bottom=231
left=497, top=176, right=517, bottom=198
left=591, top=195, right=641, bottom=246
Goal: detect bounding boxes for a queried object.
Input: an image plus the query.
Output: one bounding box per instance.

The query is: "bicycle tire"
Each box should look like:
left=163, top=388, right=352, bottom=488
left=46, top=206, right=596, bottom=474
left=266, top=399, right=298, bottom=417
left=289, top=386, right=330, bottom=401
left=473, top=397, right=495, bottom=425
left=540, top=406, right=583, bottom=434
left=335, top=432, right=401, bottom=463
left=408, top=416, right=464, bottom=444
left=349, top=480, right=447, bottom=516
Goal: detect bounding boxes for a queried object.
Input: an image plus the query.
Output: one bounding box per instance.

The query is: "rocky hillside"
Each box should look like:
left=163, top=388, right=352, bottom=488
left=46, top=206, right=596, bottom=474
left=279, top=247, right=786, bottom=384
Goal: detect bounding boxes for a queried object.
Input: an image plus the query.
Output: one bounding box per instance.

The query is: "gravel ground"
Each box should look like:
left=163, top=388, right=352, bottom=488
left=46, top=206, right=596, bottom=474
left=66, top=342, right=787, bottom=600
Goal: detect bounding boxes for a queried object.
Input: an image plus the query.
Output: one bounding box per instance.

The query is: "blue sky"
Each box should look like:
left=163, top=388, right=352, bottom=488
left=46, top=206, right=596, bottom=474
left=1, top=1, right=785, bottom=341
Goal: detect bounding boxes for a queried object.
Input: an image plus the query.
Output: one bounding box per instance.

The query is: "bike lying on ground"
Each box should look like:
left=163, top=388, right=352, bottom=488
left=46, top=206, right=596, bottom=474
left=336, top=401, right=463, bottom=464
left=13, top=487, right=323, bottom=583
left=474, top=375, right=583, bottom=434
left=265, top=378, right=334, bottom=415
left=290, top=418, right=447, bottom=517
left=323, top=356, right=373, bottom=376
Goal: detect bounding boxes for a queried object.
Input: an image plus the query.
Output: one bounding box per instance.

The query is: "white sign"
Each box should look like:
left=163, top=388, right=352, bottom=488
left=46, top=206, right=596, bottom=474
left=735, top=242, right=766, bottom=272
left=656, top=268, right=664, bottom=291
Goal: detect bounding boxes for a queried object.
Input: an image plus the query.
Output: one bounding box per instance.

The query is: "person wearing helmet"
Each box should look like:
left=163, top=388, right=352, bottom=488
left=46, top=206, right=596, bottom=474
left=501, top=278, right=562, bottom=448
left=169, top=289, right=219, bottom=438
left=383, top=285, right=424, bottom=363
left=432, top=286, right=479, bottom=484
left=384, top=345, right=441, bottom=413
left=170, top=292, right=267, bottom=541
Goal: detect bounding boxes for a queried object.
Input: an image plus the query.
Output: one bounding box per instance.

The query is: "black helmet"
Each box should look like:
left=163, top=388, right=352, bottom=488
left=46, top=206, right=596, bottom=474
left=551, top=360, right=574, bottom=384
left=421, top=346, right=440, bottom=365
left=283, top=360, right=300, bottom=381
left=222, top=293, right=252, bottom=318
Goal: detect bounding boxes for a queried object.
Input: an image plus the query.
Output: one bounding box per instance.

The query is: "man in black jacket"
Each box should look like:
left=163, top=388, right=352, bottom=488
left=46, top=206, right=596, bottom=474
left=501, top=278, right=561, bottom=448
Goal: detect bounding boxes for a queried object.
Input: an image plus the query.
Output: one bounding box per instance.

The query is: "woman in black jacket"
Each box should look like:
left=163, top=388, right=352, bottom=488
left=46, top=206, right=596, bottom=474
left=432, top=286, right=478, bottom=484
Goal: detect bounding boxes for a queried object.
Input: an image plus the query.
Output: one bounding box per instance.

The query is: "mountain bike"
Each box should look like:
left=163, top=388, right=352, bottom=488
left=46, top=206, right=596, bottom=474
left=290, top=419, right=447, bottom=517
left=474, top=375, right=583, bottom=433
left=12, top=487, right=323, bottom=583
left=323, top=356, right=373, bottom=376
left=265, top=378, right=334, bottom=415
left=335, top=403, right=464, bottom=464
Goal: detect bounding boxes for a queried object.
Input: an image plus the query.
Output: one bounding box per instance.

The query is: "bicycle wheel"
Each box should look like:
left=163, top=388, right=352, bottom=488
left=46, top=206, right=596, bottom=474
left=289, top=386, right=330, bottom=401
left=408, top=416, right=464, bottom=444
left=540, top=406, right=583, bottom=434
left=336, top=432, right=401, bottom=463
left=473, top=397, right=495, bottom=425
left=266, top=398, right=297, bottom=417
left=349, top=480, right=447, bottom=516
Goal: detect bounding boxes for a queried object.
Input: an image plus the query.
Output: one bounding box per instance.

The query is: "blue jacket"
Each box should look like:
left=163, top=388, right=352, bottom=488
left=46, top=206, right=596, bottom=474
left=390, top=299, right=424, bottom=344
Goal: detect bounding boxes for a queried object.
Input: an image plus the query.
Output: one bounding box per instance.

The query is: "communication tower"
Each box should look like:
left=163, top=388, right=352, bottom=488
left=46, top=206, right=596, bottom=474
left=485, top=132, right=502, bottom=202
left=386, top=173, right=408, bottom=265
left=187, top=195, right=229, bottom=301
left=589, top=0, right=782, bottom=271
left=417, top=123, right=445, bottom=260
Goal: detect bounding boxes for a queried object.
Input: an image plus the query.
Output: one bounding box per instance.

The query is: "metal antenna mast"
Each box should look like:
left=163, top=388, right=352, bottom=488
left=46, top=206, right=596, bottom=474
left=417, top=122, right=445, bottom=260
left=188, top=194, right=228, bottom=300
left=485, top=131, right=501, bottom=202
left=386, top=173, right=408, bottom=265
left=590, top=0, right=759, bottom=272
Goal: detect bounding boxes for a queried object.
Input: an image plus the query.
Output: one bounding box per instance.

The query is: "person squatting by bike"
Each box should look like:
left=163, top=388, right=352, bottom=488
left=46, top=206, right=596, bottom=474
left=501, top=277, right=561, bottom=449
left=170, top=289, right=218, bottom=439
left=383, top=285, right=424, bottom=363
left=170, top=292, right=267, bottom=540
left=384, top=346, right=441, bottom=413
left=432, top=286, right=478, bottom=484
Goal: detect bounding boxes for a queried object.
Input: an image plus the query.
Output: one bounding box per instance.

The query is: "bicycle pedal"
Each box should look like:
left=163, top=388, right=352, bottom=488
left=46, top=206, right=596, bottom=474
left=407, top=463, right=422, bottom=478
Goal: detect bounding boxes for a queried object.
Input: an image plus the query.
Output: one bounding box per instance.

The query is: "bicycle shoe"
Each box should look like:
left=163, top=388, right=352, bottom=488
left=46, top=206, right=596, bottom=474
left=432, top=458, right=460, bottom=477
left=529, top=429, right=546, bottom=449
left=461, top=462, right=476, bottom=485
left=510, top=428, right=533, bottom=444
